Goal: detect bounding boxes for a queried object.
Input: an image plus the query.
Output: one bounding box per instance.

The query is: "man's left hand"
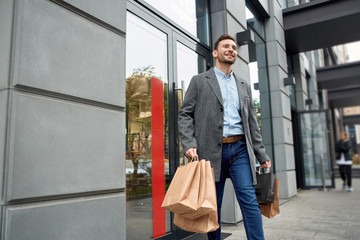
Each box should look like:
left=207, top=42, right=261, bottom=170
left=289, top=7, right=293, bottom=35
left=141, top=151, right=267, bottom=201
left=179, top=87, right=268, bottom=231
left=260, top=160, right=271, bottom=168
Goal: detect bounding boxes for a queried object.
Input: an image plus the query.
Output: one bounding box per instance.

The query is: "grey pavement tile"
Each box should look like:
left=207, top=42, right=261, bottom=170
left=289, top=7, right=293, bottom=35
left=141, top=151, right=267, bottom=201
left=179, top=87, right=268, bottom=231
left=291, top=225, right=322, bottom=232
left=349, top=216, right=360, bottom=221
left=314, top=231, right=352, bottom=240
left=276, top=236, right=315, bottom=240
left=264, top=233, right=284, bottom=240
left=349, top=222, right=360, bottom=227
left=345, top=227, right=360, bottom=237
left=346, top=232, right=360, bottom=240
left=274, top=229, right=317, bottom=238
left=324, top=216, right=352, bottom=222
left=314, top=239, right=349, bottom=240
left=315, top=227, right=347, bottom=235
left=316, top=222, right=349, bottom=230
left=263, top=222, right=296, bottom=229
left=296, top=216, right=325, bottom=223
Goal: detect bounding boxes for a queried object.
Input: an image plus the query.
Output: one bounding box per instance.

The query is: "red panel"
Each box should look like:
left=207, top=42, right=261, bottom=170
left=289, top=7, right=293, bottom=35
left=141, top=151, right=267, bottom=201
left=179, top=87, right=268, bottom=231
left=151, top=77, right=166, bottom=238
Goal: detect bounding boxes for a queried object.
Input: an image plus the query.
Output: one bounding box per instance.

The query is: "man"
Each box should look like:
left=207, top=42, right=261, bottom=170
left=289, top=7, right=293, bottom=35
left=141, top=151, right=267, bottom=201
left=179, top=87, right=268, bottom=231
left=178, top=34, right=271, bottom=240
left=336, top=132, right=353, bottom=192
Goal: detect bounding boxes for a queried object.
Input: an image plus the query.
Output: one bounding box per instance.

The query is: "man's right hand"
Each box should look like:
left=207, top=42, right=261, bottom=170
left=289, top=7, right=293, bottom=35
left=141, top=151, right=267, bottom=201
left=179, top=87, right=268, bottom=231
left=185, top=148, right=198, bottom=159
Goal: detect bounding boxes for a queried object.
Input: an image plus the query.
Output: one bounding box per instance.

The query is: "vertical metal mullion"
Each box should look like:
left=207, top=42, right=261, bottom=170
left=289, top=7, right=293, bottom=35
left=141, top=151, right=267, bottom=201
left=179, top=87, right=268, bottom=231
left=167, top=30, right=177, bottom=232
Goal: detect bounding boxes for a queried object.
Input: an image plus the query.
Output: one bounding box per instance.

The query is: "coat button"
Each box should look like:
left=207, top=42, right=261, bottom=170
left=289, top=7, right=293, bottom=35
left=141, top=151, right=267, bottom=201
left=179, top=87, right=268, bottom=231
left=218, top=143, right=221, bottom=147
left=220, top=107, right=223, bottom=112
left=218, top=126, right=222, bottom=130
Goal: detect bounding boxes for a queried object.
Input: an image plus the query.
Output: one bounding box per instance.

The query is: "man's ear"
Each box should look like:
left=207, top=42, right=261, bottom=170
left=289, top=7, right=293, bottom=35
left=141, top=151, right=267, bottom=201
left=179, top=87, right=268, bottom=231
left=212, top=50, right=217, bottom=58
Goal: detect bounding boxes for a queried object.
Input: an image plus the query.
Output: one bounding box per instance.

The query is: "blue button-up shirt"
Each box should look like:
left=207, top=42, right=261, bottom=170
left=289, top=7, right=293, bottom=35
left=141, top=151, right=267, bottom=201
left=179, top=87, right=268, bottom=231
left=214, top=67, right=244, bottom=137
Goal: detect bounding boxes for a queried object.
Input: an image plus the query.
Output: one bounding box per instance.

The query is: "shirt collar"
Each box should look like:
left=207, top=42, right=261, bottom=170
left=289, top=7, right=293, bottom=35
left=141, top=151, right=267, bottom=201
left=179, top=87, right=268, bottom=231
left=214, top=66, right=234, bottom=80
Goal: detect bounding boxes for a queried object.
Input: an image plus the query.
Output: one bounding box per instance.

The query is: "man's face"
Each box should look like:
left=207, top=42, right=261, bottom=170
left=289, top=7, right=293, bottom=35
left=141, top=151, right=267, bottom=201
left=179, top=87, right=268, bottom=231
left=213, top=39, right=237, bottom=65
left=341, top=132, right=347, bottom=141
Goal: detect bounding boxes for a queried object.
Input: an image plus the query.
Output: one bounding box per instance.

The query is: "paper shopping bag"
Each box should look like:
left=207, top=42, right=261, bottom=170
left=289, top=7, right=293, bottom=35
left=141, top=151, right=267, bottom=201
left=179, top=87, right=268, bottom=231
left=181, top=160, right=217, bottom=219
left=174, top=210, right=219, bottom=234
left=161, top=159, right=200, bottom=215
left=255, top=171, right=276, bottom=205
left=260, top=178, right=280, bottom=218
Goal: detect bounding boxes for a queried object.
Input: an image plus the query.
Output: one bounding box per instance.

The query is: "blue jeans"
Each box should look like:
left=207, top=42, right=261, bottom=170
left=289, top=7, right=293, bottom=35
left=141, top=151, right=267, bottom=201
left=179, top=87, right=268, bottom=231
left=207, top=139, right=264, bottom=240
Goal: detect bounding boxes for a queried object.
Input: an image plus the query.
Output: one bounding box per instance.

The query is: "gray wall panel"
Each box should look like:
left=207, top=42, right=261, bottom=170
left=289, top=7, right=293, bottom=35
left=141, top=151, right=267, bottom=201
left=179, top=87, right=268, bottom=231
left=226, top=0, right=246, bottom=28
left=12, top=0, right=125, bottom=106
left=63, top=0, right=126, bottom=32
left=0, top=0, right=13, bottom=90
left=4, top=193, right=126, bottom=240
left=0, top=90, right=8, bottom=203
left=6, top=92, right=125, bottom=201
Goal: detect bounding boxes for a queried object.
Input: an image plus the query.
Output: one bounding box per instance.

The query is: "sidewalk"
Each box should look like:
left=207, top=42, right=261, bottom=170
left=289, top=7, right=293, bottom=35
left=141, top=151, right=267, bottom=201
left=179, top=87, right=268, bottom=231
left=221, top=178, right=360, bottom=240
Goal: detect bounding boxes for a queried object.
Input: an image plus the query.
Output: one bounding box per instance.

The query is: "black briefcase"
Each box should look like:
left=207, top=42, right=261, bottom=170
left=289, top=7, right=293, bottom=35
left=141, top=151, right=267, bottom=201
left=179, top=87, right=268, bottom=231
left=255, top=170, right=276, bottom=205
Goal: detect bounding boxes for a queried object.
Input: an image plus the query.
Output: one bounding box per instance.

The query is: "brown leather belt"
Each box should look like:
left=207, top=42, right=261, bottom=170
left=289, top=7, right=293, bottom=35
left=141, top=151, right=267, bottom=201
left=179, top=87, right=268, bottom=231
left=222, top=135, right=245, bottom=144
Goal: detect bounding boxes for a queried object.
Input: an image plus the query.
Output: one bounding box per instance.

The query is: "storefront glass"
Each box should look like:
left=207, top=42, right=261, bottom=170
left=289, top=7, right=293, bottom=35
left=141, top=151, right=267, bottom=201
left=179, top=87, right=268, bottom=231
left=126, top=12, right=169, bottom=239
left=125, top=7, right=211, bottom=238
left=143, top=0, right=210, bottom=45
left=299, top=111, right=333, bottom=187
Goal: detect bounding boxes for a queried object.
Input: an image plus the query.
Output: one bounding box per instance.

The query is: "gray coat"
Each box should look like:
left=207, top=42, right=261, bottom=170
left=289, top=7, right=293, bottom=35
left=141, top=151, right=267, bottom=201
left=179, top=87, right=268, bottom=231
left=178, top=68, right=270, bottom=185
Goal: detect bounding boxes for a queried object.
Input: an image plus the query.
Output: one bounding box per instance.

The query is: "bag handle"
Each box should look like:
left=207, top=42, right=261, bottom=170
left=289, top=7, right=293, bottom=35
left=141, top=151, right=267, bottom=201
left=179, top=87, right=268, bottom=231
left=257, top=166, right=270, bottom=174
left=189, top=155, right=199, bottom=162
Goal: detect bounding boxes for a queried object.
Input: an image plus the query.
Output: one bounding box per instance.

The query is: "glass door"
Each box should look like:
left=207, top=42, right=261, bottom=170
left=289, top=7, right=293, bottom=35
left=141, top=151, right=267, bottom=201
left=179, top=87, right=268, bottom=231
left=125, top=5, right=212, bottom=239
left=298, top=110, right=335, bottom=188
left=162, top=33, right=212, bottom=238
left=126, top=11, right=169, bottom=240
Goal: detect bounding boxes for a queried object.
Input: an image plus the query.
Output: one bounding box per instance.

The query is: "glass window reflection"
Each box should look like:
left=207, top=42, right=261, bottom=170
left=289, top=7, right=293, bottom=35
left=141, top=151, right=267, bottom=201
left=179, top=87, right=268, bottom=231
left=300, top=112, right=332, bottom=187
left=126, top=12, right=169, bottom=240
left=246, top=4, right=265, bottom=39
left=143, top=0, right=210, bottom=45
left=177, top=42, right=206, bottom=92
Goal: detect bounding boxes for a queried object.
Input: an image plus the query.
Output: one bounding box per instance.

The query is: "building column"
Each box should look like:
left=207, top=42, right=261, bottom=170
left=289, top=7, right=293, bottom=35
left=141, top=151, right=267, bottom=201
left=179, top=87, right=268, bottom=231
left=266, top=0, right=297, bottom=199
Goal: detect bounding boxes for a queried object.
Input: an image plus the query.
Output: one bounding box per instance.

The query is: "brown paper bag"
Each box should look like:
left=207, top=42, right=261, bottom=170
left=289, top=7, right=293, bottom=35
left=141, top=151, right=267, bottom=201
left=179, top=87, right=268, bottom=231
left=181, top=160, right=217, bottom=219
left=161, top=160, right=200, bottom=215
left=174, top=210, right=219, bottom=234
left=260, top=178, right=280, bottom=218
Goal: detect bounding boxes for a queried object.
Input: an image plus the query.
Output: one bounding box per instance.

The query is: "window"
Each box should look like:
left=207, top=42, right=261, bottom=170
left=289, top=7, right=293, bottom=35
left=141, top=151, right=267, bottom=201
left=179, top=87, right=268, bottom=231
left=143, top=0, right=210, bottom=45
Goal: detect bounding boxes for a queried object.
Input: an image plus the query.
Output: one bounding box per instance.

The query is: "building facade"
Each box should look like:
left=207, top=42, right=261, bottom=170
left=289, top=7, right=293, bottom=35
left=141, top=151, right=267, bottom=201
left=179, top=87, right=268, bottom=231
left=0, top=0, right=352, bottom=239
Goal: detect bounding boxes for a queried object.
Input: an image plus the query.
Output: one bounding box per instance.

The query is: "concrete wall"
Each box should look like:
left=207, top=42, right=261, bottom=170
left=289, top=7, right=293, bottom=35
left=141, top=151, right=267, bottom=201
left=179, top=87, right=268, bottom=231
left=292, top=51, right=320, bottom=111
left=266, top=0, right=297, bottom=199
left=0, top=0, right=126, bottom=239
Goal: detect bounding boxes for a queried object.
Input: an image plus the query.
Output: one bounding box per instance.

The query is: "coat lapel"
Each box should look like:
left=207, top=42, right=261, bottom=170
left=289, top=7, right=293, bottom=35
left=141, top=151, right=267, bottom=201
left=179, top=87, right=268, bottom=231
left=234, top=73, right=247, bottom=112
left=206, top=68, right=223, bottom=106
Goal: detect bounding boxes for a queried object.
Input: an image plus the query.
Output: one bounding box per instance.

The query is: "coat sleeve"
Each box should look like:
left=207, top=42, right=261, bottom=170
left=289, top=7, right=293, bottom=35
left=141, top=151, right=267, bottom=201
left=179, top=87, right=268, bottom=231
left=178, top=76, right=198, bottom=154
left=245, top=82, right=270, bottom=164
left=337, top=140, right=351, bottom=152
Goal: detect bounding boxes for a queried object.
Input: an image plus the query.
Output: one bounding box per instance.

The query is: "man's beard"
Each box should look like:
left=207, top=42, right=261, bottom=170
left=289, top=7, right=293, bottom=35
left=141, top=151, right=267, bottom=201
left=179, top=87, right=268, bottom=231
left=219, top=58, right=235, bottom=65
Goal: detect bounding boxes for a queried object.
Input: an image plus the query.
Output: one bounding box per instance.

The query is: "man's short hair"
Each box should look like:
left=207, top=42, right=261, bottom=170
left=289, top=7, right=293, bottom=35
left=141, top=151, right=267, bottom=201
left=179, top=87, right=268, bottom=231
left=214, top=34, right=236, bottom=50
